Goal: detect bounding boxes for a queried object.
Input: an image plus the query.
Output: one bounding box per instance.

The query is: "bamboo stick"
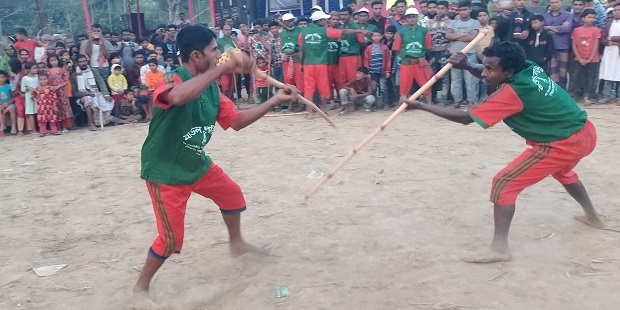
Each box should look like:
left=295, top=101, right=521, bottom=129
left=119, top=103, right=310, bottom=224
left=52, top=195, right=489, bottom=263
left=304, top=30, right=489, bottom=200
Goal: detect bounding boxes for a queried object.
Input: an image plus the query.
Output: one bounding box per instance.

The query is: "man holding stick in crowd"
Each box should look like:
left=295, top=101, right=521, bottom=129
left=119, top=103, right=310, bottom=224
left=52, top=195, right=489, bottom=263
left=133, top=25, right=299, bottom=305
left=405, top=42, right=604, bottom=263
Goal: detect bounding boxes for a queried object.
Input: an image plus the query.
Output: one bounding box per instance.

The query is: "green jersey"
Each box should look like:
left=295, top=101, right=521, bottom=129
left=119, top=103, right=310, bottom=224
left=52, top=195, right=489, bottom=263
left=470, top=61, right=587, bottom=143
left=395, top=26, right=430, bottom=62
left=140, top=67, right=238, bottom=185
left=360, top=23, right=379, bottom=42
left=327, top=38, right=340, bottom=65
left=217, top=37, right=236, bottom=53
left=339, top=22, right=362, bottom=56
left=281, top=26, right=303, bottom=63
left=300, top=24, right=342, bottom=66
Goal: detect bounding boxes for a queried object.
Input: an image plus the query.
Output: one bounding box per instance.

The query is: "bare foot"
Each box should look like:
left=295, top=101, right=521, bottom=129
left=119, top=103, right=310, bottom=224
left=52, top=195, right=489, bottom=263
left=132, top=289, right=158, bottom=310
left=464, top=247, right=512, bottom=264
left=574, top=215, right=605, bottom=229
left=230, top=241, right=269, bottom=258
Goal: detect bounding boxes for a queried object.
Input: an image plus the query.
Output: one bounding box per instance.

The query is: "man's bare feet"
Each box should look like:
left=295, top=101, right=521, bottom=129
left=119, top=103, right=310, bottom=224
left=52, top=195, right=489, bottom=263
left=464, top=247, right=512, bottom=264
left=574, top=215, right=605, bottom=229
left=132, top=289, right=158, bottom=310
left=230, top=241, right=269, bottom=258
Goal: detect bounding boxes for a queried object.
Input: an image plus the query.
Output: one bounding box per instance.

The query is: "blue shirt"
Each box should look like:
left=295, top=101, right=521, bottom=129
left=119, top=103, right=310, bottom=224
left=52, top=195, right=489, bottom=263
left=370, top=44, right=383, bottom=74
left=0, top=84, right=11, bottom=104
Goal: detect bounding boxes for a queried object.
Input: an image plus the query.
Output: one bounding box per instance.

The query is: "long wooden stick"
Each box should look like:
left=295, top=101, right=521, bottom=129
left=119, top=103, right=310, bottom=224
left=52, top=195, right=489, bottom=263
left=263, top=111, right=309, bottom=117
left=254, top=69, right=337, bottom=129
left=304, top=30, right=489, bottom=200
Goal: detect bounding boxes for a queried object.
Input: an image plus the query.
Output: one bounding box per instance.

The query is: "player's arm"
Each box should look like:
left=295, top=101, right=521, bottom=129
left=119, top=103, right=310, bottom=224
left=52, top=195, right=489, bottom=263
left=163, top=65, right=230, bottom=106
left=448, top=52, right=484, bottom=79
left=228, top=85, right=299, bottom=130
left=406, top=101, right=474, bottom=124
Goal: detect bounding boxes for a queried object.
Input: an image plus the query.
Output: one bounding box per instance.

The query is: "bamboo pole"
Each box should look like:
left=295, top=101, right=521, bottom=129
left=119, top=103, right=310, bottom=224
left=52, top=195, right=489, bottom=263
left=304, top=30, right=489, bottom=200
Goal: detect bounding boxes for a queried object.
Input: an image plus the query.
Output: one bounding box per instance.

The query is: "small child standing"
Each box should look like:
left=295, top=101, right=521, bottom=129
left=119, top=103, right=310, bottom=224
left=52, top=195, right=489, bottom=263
left=20, top=62, right=39, bottom=134
left=339, top=67, right=376, bottom=115
left=0, top=71, right=17, bottom=135
left=145, top=59, right=164, bottom=120
left=46, top=54, right=72, bottom=131
left=108, top=64, right=128, bottom=105
left=364, top=30, right=391, bottom=111
left=382, top=26, right=399, bottom=107
left=476, top=9, right=495, bottom=99
left=569, top=9, right=601, bottom=105
left=525, top=15, right=555, bottom=73
left=33, top=74, right=60, bottom=136
left=255, top=57, right=271, bottom=104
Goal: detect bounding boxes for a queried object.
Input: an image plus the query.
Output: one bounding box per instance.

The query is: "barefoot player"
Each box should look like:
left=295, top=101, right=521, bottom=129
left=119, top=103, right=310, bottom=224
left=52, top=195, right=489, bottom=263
left=133, top=25, right=298, bottom=301
left=406, top=42, right=604, bottom=263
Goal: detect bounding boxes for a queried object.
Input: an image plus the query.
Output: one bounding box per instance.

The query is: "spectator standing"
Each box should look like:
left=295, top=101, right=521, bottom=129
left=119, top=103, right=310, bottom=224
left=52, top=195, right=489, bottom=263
left=255, top=57, right=271, bottom=104
left=217, top=25, right=237, bottom=99
left=80, top=24, right=114, bottom=81
left=163, top=25, right=179, bottom=56
left=583, top=0, right=607, bottom=30
left=598, top=3, right=620, bottom=104
left=327, top=12, right=342, bottom=109
left=0, top=71, right=16, bottom=135
left=46, top=54, right=72, bottom=131
left=33, top=74, right=61, bottom=136
left=447, top=1, right=481, bottom=106
left=338, top=7, right=366, bottom=93
left=368, top=1, right=388, bottom=34
left=568, top=9, right=601, bottom=104
left=364, top=30, right=392, bottom=110
left=267, top=21, right=284, bottom=85
left=394, top=8, right=434, bottom=105
left=386, top=0, right=408, bottom=32
left=524, top=15, right=555, bottom=72
left=526, top=0, right=546, bottom=15
left=117, top=30, right=140, bottom=68
left=357, top=8, right=379, bottom=43
left=127, top=52, right=145, bottom=87
left=382, top=26, right=399, bottom=106
left=21, top=62, right=39, bottom=134
left=175, top=13, right=191, bottom=29
left=13, top=28, right=42, bottom=63
left=426, top=1, right=452, bottom=105
left=544, top=0, right=573, bottom=89
left=498, top=0, right=534, bottom=44
left=572, top=0, right=585, bottom=30
left=476, top=9, right=495, bottom=99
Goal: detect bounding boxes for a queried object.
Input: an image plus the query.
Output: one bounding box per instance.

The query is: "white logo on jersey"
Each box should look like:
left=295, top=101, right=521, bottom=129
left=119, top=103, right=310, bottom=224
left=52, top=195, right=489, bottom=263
left=531, top=66, right=556, bottom=97
left=304, top=33, right=323, bottom=44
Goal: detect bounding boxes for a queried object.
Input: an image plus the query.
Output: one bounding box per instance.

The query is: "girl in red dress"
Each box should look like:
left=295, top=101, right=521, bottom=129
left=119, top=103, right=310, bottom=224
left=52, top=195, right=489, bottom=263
left=33, top=74, right=61, bottom=136
left=46, top=54, right=72, bottom=131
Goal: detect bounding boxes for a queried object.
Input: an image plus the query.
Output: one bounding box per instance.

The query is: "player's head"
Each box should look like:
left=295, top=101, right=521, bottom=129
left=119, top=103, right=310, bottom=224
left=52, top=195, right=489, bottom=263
left=404, top=8, right=420, bottom=25
left=530, top=15, right=545, bottom=31
left=356, top=67, right=369, bottom=80
left=481, top=42, right=526, bottom=87
left=177, top=25, right=219, bottom=72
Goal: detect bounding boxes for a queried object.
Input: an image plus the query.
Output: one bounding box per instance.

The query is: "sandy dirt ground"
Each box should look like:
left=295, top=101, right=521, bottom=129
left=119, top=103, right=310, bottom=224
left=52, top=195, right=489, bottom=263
left=1, top=106, right=620, bottom=310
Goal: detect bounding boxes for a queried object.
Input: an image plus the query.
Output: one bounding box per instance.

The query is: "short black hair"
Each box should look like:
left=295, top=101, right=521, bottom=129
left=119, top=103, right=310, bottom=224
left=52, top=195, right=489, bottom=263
left=477, top=8, right=489, bottom=15
left=0, top=70, right=8, bottom=79
left=76, top=54, right=88, bottom=61
left=176, top=25, right=217, bottom=63
left=437, top=0, right=449, bottom=7
left=124, top=89, right=134, bottom=95
left=8, top=59, right=22, bottom=74
left=15, top=28, right=27, bottom=36
left=371, top=1, right=383, bottom=7
left=269, top=21, right=280, bottom=28
left=147, top=58, right=158, bottom=65
left=24, top=62, right=37, bottom=70
left=583, top=0, right=593, bottom=2
left=581, top=8, right=597, bottom=18
left=77, top=34, right=88, bottom=39
left=386, top=25, right=397, bottom=33
left=110, top=32, right=119, bottom=36
left=297, top=17, right=309, bottom=24
left=167, top=24, right=177, bottom=29
left=164, top=54, right=175, bottom=61
left=147, top=50, right=157, bottom=56
left=357, top=66, right=369, bottom=74
left=482, top=42, right=526, bottom=73
left=46, top=53, right=61, bottom=68
left=530, top=14, right=545, bottom=23
left=572, top=0, right=585, bottom=3
left=253, top=20, right=262, bottom=26
left=340, top=7, right=353, bottom=15
left=458, top=0, right=471, bottom=8
left=92, top=24, right=103, bottom=30
left=55, top=42, right=66, bottom=48
left=428, top=0, right=438, bottom=5
left=133, top=51, right=144, bottom=57
left=395, top=0, right=407, bottom=6
left=615, top=2, right=620, bottom=7
left=121, top=29, right=134, bottom=34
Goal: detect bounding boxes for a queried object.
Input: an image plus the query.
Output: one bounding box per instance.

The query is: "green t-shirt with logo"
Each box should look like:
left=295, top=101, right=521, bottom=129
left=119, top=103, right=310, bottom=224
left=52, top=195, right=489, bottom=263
left=301, top=24, right=341, bottom=66
left=140, top=67, right=220, bottom=185
left=470, top=61, right=587, bottom=143
left=327, top=39, right=340, bottom=65
left=217, top=37, right=237, bottom=53
left=281, top=27, right=303, bottom=63
left=339, top=22, right=362, bottom=56
left=396, top=26, right=429, bottom=63
left=360, top=23, right=379, bottom=41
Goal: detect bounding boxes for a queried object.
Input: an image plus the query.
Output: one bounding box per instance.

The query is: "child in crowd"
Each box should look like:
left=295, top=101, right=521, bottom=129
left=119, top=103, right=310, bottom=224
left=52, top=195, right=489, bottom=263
left=525, top=15, right=555, bottom=73
left=33, top=74, right=60, bottom=136
left=21, top=62, right=39, bottom=134
left=255, top=57, right=271, bottom=104
left=339, top=67, right=376, bottom=115
left=0, top=71, right=17, bottom=135
left=569, top=9, right=601, bottom=105
left=8, top=59, right=26, bottom=135
left=113, top=90, right=143, bottom=123
left=37, top=62, right=47, bottom=71
left=154, top=45, right=165, bottom=66
left=382, top=25, right=399, bottom=106
left=46, top=54, right=72, bottom=132
left=145, top=59, right=164, bottom=120
left=108, top=64, right=128, bottom=105
left=489, top=17, right=500, bottom=45
left=364, top=30, right=391, bottom=111
left=138, top=38, right=152, bottom=58
left=476, top=9, right=494, bottom=99
left=109, top=53, right=122, bottom=66
left=164, top=55, right=177, bottom=72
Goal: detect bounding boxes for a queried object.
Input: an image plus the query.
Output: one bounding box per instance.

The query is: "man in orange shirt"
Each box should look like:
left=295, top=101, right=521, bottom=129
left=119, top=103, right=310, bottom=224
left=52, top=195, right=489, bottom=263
left=145, top=59, right=164, bottom=120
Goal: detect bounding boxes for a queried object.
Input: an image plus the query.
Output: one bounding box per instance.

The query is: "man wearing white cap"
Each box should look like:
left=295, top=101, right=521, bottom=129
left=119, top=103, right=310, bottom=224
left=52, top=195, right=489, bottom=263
left=300, top=10, right=369, bottom=113
left=393, top=8, right=434, bottom=105
left=280, top=13, right=305, bottom=103
left=357, top=7, right=379, bottom=41
left=311, top=5, right=323, bottom=13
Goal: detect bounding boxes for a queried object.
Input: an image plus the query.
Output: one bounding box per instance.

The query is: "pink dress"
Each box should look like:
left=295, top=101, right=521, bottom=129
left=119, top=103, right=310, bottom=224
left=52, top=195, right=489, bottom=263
left=47, top=67, right=73, bottom=121
left=34, top=87, right=59, bottom=123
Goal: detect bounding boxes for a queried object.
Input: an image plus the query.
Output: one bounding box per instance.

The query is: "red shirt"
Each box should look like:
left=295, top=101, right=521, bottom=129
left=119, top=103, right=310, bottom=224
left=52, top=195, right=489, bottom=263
left=571, top=26, right=601, bottom=62
left=14, top=40, right=42, bottom=63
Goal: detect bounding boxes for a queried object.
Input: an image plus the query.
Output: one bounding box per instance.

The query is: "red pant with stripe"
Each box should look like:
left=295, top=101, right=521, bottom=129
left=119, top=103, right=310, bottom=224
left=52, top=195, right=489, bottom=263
left=283, top=61, right=304, bottom=93
left=337, top=55, right=361, bottom=91
left=491, top=121, right=597, bottom=205
left=399, top=61, right=433, bottom=96
left=327, top=64, right=338, bottom=98
left=146, top=163, right=246, bottom=261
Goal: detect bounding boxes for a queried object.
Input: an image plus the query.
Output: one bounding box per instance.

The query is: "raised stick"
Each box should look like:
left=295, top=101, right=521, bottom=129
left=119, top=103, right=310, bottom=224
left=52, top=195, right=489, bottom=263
left=263, top=111, right=309, bottom=117
left=254, top=69, right=337, bottom=129
left=304, top=30, right=489, bottom=200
